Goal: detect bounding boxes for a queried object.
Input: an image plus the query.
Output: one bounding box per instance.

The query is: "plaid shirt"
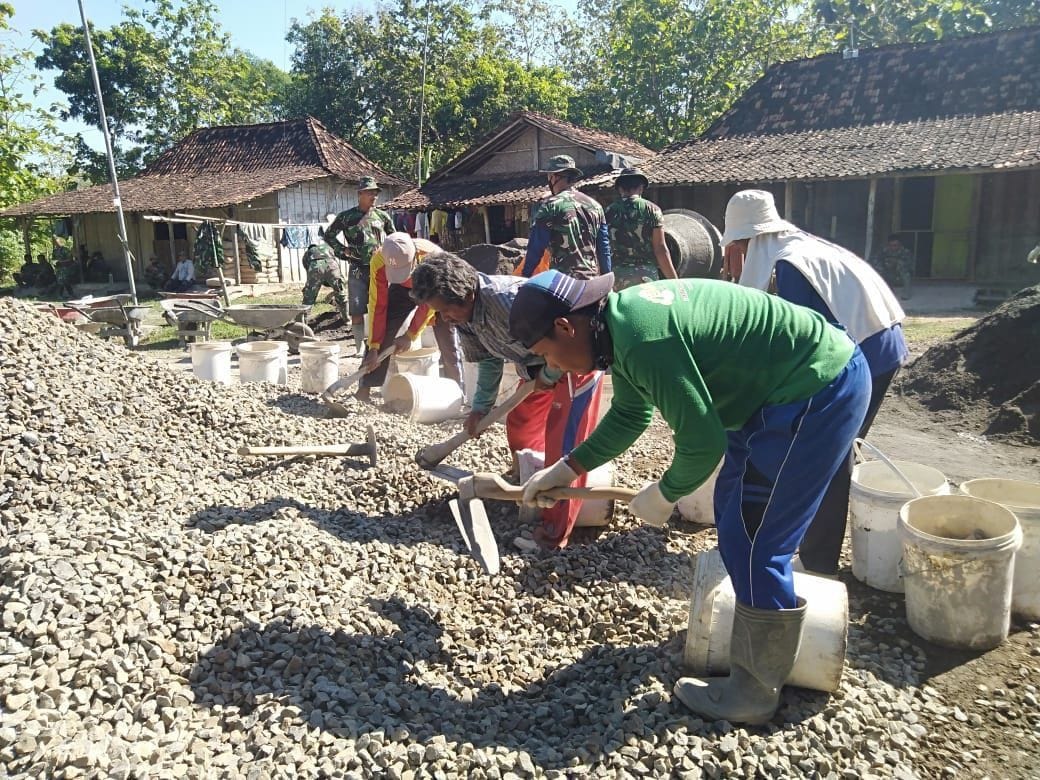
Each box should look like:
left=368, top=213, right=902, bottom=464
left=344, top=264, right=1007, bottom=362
left=456, top=273, right=546, bottom=380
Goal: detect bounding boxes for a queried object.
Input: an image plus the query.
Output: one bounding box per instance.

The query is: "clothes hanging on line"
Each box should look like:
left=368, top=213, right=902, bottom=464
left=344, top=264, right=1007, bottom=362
left=416, top=212, right=429, bottom=239
left=280, top=226, right=310, bottom=248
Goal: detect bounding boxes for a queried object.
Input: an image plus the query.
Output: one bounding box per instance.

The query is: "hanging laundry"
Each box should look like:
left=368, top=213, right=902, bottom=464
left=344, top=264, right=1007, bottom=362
left=280, top=225, right=309, bottom=248
left=430, top=210, right=448, bottom=238
left=452, top=210, right=464, bottom=230
left=416, top=211, right=429, bottom=239
left=193, top=222, right=225, bottom=273
left=236, top=226, right=263, bottom=271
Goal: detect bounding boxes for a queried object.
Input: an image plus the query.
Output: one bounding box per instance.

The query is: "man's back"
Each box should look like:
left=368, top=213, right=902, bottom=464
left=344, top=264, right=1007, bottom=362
left=533, top=189, right=605, bottom=277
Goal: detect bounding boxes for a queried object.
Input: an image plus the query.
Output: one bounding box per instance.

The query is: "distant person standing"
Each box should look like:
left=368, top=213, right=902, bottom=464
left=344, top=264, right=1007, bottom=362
left=520, top=155, right=611, bottom=279
left=871, top=234, right=915, bottom=300
left=605, top=167, right=677, bottom=289
left=324, top=176, right=395, bottom=354
left=722, top=189, right=907, bottom=577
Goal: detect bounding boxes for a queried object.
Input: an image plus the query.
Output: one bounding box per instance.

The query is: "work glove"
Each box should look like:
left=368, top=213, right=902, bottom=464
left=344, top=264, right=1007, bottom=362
left=521, top=458, right=578, bottom=509
left=629, top=481, right=676, bottom=527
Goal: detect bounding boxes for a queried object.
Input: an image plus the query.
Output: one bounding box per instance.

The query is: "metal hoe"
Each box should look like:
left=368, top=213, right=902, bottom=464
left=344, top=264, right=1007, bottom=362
left=238, top=425, right=379, bottom=468
left=321, top=346, right=395, bottom=418
left=415, top=381, right=536, bottom=476
left=445, top=471, right=638, bottom=576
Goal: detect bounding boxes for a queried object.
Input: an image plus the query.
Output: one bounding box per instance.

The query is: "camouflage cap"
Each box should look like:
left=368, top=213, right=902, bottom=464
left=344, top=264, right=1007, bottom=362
left=615, top=167, right=649, bottom=189
left=539, top=154, right=583, bottom=177
left=357, top=176, right=381, bottom=192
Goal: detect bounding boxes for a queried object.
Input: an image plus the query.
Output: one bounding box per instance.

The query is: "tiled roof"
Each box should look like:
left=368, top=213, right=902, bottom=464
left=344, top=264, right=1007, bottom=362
left=642, top=110, right=1040, bottom=185
left=428, top=110, right=653, bottom=180
left=1, top=117, right=409, bottom=218
left=386, top=168, right=617, bottom=210
left=705, top=26, right=1040, bottom=139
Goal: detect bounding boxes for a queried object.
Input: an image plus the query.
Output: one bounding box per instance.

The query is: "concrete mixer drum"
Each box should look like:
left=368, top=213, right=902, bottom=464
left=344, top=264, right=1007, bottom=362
left=662, top=208, right=723, bottom=278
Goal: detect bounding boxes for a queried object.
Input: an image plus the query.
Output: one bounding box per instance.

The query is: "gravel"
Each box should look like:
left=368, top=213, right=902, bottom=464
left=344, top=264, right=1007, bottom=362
left=0, top=297, right=947, bottom=777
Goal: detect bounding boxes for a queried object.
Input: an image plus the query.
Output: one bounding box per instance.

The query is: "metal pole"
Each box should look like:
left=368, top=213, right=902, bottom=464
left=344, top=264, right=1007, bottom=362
left=864, top=178, right=878, bottom=260
left=77, top=0, right=138, bottom=303
left=415, top=0, right=432, bottom=184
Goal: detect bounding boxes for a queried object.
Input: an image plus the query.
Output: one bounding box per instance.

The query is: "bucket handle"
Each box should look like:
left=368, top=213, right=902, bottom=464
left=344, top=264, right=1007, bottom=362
left=853, top=438, right=922, bottom=498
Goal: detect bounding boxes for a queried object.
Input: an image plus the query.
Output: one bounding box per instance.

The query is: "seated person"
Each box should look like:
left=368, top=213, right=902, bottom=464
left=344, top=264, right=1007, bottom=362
left=165, top=255, right=196, bottom=292
left=144, top=257, right=168, bottom=290
left=85, top=251, right=112, bottom=283
left=13, top=255, right=39, bottom=288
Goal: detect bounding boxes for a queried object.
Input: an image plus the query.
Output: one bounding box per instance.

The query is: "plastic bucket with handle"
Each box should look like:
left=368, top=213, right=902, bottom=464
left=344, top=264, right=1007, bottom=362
left=850, top=439, right=949, bottom=592
left=236, top=340, right=288, bottom=385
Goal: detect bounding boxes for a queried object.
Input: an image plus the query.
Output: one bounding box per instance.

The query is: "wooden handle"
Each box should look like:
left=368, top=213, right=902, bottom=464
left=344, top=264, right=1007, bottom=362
left=419, top=381, right=537, bottom=465
left=322, top=346, right=394, bottom=399
left=467, top=473, right=637, bottom=503
left=239, top=443, right=361, bottom=457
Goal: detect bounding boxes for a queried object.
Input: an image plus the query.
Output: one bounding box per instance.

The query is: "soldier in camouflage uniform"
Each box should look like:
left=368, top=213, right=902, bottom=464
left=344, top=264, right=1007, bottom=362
left=605, top=168, right=678, bottom=290
left=301, top=244, right=350, bottom=323
left=323, top=176, right=395, bottom=352
left=870, top=234, right=914, bottom=300
left=520, top=155, right=611, bottom=279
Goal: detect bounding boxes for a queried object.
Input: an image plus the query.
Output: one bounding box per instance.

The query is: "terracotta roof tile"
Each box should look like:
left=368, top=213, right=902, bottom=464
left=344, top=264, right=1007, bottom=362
left=385, top=168, right=617, bottom=210
left=642, top=111, right=1040, bottom=184
left=705, top=26, right=1040, bottom=139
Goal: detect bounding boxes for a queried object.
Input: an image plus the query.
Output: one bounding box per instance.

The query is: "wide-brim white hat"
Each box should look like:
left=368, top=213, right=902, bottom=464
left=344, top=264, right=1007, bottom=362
left=721, top=189, right=798, bottom=245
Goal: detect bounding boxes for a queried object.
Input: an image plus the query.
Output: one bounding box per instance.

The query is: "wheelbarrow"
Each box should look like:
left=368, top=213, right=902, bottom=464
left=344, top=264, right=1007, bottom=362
left=173, top=301, right=317, bottom=353
left=66, top=295, right=150, bottom=348
left=159, top=298, right=223, bottom=347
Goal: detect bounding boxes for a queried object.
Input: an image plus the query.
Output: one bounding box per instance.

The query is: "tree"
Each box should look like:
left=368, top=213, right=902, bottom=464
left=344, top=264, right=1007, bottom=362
left=567, top=0, right=824, bottom=148
left=33, top=0, right=287, bottom=179
left=813, top=0, right=1040, bottom=46
left=0, top=3, right=73, bottom=283
left=285, top=0, right=572, bottom=179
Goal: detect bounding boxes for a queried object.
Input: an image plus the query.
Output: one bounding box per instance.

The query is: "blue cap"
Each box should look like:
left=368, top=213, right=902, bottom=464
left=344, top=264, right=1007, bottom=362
left=509, top=270, right=614, bottom=348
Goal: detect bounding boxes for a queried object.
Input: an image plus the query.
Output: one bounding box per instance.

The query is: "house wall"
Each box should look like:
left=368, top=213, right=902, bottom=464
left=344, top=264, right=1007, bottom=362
left=976, top=168, right=1040, bottom=284
left=71, top=212, right=151, bottom=282
left=473, top=128, right=600, bottom=176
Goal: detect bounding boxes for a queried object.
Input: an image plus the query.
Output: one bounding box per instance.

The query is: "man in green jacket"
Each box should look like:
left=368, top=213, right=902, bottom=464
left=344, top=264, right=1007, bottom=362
left=509, top=270, right=870, bottom=725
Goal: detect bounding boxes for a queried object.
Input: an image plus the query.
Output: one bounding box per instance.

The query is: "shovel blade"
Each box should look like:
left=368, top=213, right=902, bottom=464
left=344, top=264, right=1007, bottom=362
left=423, top=463, right=472, bottom=484
left=449, top=496, right=500, bottom=575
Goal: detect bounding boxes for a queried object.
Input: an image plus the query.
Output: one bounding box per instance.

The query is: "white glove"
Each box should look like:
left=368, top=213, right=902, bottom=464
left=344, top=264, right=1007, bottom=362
left=629, top=481, right=676, bottom=527
left=521, top=459, right=578, bottom=508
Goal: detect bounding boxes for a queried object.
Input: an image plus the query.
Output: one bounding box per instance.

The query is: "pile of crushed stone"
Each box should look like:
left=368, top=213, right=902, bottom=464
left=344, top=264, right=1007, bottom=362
left=901, top=284, right=1040, bottom=443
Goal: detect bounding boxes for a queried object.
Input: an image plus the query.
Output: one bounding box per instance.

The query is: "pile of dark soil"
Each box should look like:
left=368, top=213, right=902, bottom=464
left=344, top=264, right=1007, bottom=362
left=456, top=241, right=526, bottom=275
left=308, top=310, right=355, bottom=343
left=901, top=284, right=1040, bottom=444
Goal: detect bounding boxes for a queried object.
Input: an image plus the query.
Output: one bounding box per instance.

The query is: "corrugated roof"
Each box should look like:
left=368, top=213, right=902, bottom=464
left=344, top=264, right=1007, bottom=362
left=385, top=169, right=617, bottom=210
left=1, top=117, right=409, bottom=218
left=705, top=26, right=1040, bottom=139
left=642, top=110, right=1040, bottom=185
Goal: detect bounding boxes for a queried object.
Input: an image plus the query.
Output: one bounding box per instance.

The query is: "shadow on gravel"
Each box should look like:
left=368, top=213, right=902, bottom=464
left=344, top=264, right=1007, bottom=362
left=189, top=599, right=720, bottom=770
left=264, top=393, right=335, bottom=418
left=183, top=498, right=694, bottom=601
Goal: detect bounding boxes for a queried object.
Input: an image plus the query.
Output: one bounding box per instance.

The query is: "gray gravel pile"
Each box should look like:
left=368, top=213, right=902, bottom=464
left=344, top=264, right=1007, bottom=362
left=3, top=298, right=934, bottom=777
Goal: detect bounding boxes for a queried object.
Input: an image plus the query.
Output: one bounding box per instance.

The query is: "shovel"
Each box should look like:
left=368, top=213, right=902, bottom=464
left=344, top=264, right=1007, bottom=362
left=321, top=346, right=395, bottom=418
left=447, top=471, right=638, bottom=576
left=416, top=380, right=536, bottom=477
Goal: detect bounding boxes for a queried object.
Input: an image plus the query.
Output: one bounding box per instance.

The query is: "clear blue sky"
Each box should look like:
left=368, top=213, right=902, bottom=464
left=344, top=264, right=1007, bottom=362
left=11, top=0, right=578, bottom=150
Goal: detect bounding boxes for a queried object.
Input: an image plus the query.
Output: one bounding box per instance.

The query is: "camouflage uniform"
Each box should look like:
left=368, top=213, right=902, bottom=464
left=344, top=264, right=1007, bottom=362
left=872, top=245, right=914, bottom=299
left=531, top=190, right=606, bottom=279
left=605, top=195, right=664, bottom=290
left=323, top=205, right=395, bottom=316
left=302, top=244, right=350, bottom=321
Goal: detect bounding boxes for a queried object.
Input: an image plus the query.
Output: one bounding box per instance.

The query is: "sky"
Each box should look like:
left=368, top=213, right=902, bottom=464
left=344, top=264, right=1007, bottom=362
left=10, top=0, right=579, bottom=150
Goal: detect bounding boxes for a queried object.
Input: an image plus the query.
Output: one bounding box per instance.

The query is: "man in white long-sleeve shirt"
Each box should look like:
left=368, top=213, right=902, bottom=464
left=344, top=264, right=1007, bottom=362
left=166, top=255, right=196, bottom=292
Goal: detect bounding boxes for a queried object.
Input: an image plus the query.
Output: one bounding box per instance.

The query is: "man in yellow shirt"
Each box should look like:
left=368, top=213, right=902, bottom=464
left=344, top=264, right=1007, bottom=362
left=357, top=233, right=462, bottom=402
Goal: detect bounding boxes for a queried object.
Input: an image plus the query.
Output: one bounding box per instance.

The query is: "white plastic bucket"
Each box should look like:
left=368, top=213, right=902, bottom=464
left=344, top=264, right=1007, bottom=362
left=384, top=372, right=463, bottom=423
left=190, top=341, right=232, bottom=384
left=898, top=495, right=1022, bottom=650
left=392, top=346, right=440, bottom=378
left=677, top=460, right=722, bottom=525
left=236, top=340, right=288, bottom=385
left=683, top=549, right=848, bottom=693
left=959, top=479, right=1040, bottom=620
left=850, top=439, right=949, bottom=592
left=420, top=327, right=438, bottom=348
left=516, top=449, right=616, bottom=527
left=298, top=342, right=340, bottom=394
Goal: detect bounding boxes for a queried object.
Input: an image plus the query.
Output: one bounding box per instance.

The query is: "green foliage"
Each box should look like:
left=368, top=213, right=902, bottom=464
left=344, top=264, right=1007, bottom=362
left=813, top=0, right=1040, bottom=45
left=33, top=0, right=288, bottom=179
left=285, top=1, right=572, bottom=179
left=0, top=3, right=72, bottom=284
left=567, top=0, right=826, bottom=148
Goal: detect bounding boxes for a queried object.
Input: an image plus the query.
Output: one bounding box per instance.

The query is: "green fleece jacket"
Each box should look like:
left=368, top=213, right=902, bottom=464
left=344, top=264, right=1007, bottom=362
left=570, top=279, right=854, bottom=501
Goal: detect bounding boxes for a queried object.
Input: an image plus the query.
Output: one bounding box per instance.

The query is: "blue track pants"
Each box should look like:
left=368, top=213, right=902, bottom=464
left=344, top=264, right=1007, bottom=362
left=714, top=348, right=871, bottom=609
